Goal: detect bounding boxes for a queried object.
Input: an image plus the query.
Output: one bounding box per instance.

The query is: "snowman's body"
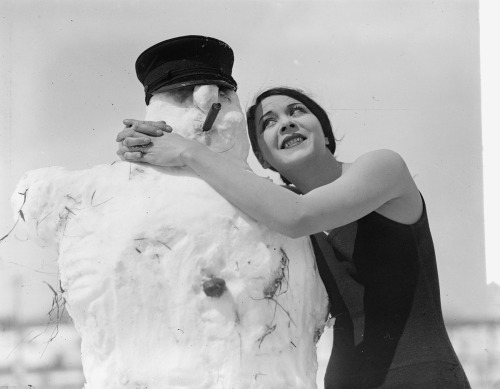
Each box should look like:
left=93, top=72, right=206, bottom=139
left=12, top=86, right=328, bottom=389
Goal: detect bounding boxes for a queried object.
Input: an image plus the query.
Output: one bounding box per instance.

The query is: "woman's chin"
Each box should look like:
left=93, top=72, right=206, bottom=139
left=274, top=145, right=315, bottom=171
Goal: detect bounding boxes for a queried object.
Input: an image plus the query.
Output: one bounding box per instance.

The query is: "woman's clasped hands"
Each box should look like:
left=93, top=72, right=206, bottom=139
left=116, top=119, right=201, bottom=167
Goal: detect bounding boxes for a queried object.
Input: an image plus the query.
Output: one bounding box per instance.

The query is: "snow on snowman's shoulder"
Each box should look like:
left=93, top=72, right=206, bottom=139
left=10, top=161, right=228, bottom=249
left=12, top=161, right=209, bottom=209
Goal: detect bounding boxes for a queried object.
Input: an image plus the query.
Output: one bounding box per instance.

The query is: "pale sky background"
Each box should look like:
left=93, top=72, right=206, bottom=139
left=0, top=0, right=497, bottom=324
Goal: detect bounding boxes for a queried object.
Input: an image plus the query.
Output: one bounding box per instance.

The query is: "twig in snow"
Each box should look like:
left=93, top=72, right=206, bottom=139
left=90, top=189, right=114, bottom=207
left=156, top=240, right=172, bottom=250
left=40, top=281, right=68, bottom=355
left=64, top=206, right=76, bottom=216
left=0, top=219, right=19, bottom=243
left=257, top=324, right=277, bottom=348
left=65, top=194, right=78, bottom=202
left=36, top=211, right=53, bottom=236
left=9, top=281, right=68, bottom=359
left=0, top=189, right=29, bottom=243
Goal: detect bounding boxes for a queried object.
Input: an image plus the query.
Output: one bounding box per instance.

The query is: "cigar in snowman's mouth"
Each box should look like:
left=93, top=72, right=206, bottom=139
left=202, top=103, right=222, bottom=132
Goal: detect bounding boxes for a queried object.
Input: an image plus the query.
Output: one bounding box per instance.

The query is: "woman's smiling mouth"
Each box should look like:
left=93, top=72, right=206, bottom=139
left=281, top=135, right=306, bottom=149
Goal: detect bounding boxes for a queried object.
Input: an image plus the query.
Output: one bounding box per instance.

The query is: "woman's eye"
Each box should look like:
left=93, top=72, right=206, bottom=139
left=290, top=105, right=305, bottom=116
left=262, top=118, right=276, bottom=130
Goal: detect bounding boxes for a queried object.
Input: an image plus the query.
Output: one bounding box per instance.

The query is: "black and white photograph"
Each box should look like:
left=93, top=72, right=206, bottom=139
left=0, top=1, right=498, bottom=388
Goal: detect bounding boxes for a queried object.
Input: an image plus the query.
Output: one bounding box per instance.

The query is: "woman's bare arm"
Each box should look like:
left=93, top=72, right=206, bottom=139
left=117, top=122, right=420, bottom=238
left=179, top=145, right=417, bottom=237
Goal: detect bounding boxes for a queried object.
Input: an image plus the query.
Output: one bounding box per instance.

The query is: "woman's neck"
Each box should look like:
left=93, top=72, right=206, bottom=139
left=285, top=152, right=342, bottom=194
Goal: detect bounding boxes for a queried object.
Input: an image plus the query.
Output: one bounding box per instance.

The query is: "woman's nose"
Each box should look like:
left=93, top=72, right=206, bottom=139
left=280, top=121, right=297, bottom=134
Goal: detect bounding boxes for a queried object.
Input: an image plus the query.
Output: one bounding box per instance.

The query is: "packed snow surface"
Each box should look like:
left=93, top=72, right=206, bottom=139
left=145, top=85, right=250, bottom=157
left=12, top=85, right=328, bottom=389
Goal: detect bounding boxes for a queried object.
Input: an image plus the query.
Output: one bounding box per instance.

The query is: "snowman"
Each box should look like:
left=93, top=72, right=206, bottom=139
left=12, top=36, right=328, bottom=389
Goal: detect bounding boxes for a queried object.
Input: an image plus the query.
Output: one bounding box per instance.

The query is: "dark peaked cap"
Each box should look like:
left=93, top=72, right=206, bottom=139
left=136, top=35, right=238, bottom=105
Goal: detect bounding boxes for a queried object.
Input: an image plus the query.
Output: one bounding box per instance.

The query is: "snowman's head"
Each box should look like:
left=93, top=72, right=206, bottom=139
left=135, top=36, right=248, bottom=163
left=145, top=84, right=249, bottom=163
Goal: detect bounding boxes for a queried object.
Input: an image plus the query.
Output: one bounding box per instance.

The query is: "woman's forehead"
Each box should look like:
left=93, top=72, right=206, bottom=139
left=260, top=95, right=300, bottom=112
left=254, top=96, right=302, bottom=124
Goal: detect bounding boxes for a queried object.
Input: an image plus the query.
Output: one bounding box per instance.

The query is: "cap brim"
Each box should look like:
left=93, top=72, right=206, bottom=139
left=152, top=79, right=236, bottom=94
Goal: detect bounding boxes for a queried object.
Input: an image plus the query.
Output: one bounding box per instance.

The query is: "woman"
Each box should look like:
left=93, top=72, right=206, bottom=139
left=117, top=87, right=470, bottom=388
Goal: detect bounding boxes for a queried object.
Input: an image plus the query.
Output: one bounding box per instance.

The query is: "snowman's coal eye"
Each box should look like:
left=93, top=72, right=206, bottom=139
left=219, top=89, right=231, bottom=102
left=172, top=87, right=194, bottom=104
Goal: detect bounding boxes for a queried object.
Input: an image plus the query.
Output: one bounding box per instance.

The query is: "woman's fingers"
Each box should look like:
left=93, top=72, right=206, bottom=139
left=123, top=119, right=172, bottom=135
left=123, top=151, right=143, bottom=160
left=116, top=142, right=143, bottom=159
left=116, top=128, right=134, bottom=141
left=116, top=143, right=143, bottom=161
left=121, top=137, right=151, bottom=147
left=116, top=130, right=196, bottom=167
left=116, top=120, right=172, bottom=142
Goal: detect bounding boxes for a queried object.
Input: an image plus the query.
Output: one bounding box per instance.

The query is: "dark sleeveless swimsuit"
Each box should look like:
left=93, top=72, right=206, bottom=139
left=311, top=195, right=470, bottom=388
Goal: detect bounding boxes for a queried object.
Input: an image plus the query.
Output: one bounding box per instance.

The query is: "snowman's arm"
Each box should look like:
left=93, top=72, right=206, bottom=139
left=180, top=146, right=412, bottom=238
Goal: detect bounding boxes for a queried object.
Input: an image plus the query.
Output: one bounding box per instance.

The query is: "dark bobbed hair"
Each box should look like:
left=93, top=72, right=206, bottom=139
left=246, top=87, right=336, bottom=184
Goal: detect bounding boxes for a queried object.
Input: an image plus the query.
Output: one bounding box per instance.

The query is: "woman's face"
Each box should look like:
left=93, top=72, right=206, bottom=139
left=255, top=95, right=325, bottom=172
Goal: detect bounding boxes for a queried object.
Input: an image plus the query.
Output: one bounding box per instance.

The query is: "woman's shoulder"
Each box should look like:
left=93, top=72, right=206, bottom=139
left=345, top=149, right=410, bottom=183
left=352, top=149, right=407, bottom=169
left=347, top=149, right=422, bottom=224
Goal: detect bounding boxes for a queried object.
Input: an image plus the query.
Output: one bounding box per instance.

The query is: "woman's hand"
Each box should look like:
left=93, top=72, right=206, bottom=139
left=116, top=119, right=202, bottom=167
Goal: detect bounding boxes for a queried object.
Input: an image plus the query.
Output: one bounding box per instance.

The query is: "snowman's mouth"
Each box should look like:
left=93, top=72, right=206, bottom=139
left=202, top=103, right=222, bottom=132
left=281, top=134, right=306, bottom=149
